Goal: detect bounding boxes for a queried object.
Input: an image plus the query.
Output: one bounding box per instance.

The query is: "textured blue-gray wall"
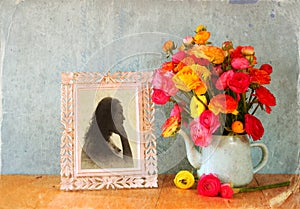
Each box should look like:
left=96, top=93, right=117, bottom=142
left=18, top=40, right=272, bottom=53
left=0, top=0, right=299, bottom=174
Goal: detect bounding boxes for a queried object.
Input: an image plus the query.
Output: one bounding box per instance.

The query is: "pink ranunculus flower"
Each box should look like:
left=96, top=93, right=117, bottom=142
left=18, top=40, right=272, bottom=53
left=190, top=118, right=212, bottom=147
left=228, top=72, right=251, bottom=93
left=170, top=103, right=181, bottom=118
left=220, top=183, right=234, bottom=198
left=152, top=89, right=170, bottom=105
left=183, top=36, right=194, bottom=47
left=199, top=110, right=220, bottom=134
left=172, top=51, right=186, bottom=64
left=152, top=68, right=178, bottom=96
left=231, top=57, right=250, bottom=69
left=197, top=173, right=221, bottom=197
left=215, top=70, right=234, bottom=90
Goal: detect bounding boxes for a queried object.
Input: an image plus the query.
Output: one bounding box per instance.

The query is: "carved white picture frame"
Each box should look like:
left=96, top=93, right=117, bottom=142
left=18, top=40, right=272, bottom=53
left=60, top=72, right=157, bottom=190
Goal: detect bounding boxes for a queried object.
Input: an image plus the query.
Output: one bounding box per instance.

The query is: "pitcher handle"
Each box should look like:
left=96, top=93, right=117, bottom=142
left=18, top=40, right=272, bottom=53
left=250, top=143, right=269, bottom=173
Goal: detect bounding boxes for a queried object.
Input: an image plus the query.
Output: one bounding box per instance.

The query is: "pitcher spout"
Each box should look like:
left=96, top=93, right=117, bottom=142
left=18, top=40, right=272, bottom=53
left=178, top=129, right=202, bottom=169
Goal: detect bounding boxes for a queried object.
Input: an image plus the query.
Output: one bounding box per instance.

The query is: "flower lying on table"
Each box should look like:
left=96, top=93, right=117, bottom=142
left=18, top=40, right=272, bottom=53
left=173, top=171, right=290, bottom=199
left=152, top=24, right=277, bottom=146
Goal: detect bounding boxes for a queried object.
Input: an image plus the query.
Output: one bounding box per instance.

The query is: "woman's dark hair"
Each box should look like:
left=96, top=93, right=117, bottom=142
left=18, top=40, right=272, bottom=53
left=94, top=97, right=123, bottom=142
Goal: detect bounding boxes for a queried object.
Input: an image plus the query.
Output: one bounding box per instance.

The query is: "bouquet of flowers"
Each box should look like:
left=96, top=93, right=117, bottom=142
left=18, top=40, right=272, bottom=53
left=152, top=24, right=276, bottom=147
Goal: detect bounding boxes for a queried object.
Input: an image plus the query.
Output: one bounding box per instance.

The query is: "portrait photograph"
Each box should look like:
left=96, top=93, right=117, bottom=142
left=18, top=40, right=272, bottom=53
left=60, top=72, right=157, bottom=190
left=76, top=86, right=140, bottom=172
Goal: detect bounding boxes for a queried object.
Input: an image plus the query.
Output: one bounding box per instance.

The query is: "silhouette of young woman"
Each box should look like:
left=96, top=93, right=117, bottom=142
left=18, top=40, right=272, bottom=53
left=81, top=97, right=133, bottom=169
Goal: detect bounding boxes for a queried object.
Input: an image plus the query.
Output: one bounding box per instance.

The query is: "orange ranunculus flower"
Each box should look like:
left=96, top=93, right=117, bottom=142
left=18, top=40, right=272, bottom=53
left=161, top=116, right=181, bottom=137
left=173, top=57, right=195, bottom=73
left=250, top=68, right=271, bottom=85
left=162, top=40, right=176, bottom=53
left=208, top=94, right=238, bottom=115
left=172, top=66, right=206, bottom=94
left=191, top=45, right=225, bottom=65
left=161, top=61, right=175, bottom=72
left=241, top=46, right=255, bottom=56
left=173, top=61, right=186, bottom=73
left=231, top=121, right=245, bottom=134
left=194, top=31, right=210, bottom=45
left=194, top=84, right=207, bottom=95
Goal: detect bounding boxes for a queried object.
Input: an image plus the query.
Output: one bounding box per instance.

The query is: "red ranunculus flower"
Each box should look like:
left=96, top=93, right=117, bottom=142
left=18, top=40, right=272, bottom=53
left=152, top=89, right=170, bottom=105
left=220, top=183, right=234, bottom=198
left=197, top=173, right=221, bottom=197
left=230, top=46, right=243, bottom=58
left=260, top=64, right=273, bottom=74
left=253, top=86, right=276, bottom=114
left=245, top=114, right=264, bottom=140
left=228, top=72, right=251, bottom=93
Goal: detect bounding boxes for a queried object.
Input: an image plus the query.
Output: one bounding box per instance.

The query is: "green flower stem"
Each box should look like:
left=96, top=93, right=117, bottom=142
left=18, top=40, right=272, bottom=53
left=234, top=181, right=290, bottom=194
left=195, top=94, right=209, bottom=109
left=242, top=92, right=247, bottom=114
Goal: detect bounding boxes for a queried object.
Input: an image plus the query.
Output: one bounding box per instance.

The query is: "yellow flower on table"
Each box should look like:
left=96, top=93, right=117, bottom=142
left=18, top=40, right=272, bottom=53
left=174, top=170, right=195, bottom=189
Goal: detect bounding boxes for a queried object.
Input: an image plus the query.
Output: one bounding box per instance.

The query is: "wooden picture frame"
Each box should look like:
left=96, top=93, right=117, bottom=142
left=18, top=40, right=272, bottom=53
left=60, top=72, right=157, bottom=190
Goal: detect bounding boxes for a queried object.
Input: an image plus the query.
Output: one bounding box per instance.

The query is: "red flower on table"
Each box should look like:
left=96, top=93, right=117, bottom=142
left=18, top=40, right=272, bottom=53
left=197, top=173, right=221, bottom=197
left=220, top=183, right=234, bottom=198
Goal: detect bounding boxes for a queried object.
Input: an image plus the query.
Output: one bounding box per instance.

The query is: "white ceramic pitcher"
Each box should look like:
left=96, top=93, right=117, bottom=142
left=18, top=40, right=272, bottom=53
left=179, top=129, right=269, bottom=187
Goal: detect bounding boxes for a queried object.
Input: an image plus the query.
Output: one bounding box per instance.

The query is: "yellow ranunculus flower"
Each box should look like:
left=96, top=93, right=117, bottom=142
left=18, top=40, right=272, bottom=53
left=161, top=116, right=180, bottom=137
left=194, top=31, right=210, bottom=45
left=172, top=66, right=206, bottom=93
left=190, top=64, right=211, bottom=81
left=195, top=24, right=207, bottom=33
left=190, top=95, right=207, bottom=118
left=174, top=170, right=195, bottom=189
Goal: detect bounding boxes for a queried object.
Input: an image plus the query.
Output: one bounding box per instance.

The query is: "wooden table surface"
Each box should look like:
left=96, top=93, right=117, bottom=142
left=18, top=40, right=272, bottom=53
left=0, top=174, right=299, bottom=209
